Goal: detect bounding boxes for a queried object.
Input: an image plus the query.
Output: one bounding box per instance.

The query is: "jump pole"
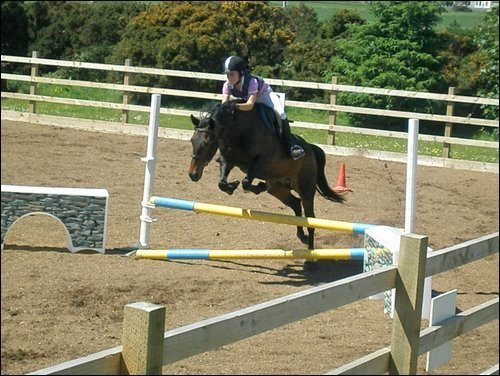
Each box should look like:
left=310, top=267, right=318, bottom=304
left=136, top=248, right=366, bottom=261
left=150, top=196, right=375, bottom=235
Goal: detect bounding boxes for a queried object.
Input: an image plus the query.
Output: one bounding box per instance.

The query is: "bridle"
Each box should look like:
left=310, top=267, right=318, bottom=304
left=191, top=104, right=236, bottom=161
left=191, top=126, right=215, bottom=162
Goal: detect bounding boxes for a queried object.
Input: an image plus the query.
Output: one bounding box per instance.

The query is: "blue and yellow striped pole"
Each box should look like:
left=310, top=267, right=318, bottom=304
left=150, top=196, right=375, bottom=235
left=135, top=248, right=366, bottom=261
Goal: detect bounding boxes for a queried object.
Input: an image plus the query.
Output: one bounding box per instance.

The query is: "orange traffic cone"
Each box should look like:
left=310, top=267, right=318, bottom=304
left=333, top=162, right=352, bottom=193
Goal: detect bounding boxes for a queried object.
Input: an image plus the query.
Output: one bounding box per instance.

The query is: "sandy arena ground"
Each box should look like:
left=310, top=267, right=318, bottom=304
left=1, top=120, right=498, bottom=374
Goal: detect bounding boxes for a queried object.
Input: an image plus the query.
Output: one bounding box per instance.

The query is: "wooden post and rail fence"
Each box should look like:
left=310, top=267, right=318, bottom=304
left=27, top=232, right=498, bottom=375
left=1, top=51, right=498, bottom=173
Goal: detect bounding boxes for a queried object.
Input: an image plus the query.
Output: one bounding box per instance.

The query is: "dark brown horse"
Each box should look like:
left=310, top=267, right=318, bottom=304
left=188, top=101, right=344, bottom=250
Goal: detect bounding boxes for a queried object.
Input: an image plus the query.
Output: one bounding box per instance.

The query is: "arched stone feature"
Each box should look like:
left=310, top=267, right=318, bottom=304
left=1, top=185, right=109, bottom=253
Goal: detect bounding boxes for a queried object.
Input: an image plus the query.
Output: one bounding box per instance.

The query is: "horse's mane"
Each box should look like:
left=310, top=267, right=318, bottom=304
left=201, top=101, right=235, bottom=116
left=201, top=101, right=238, bottom=127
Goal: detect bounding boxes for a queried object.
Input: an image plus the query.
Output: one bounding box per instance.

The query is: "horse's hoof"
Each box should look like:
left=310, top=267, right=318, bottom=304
left=256, top=182, right=267, bottom=193
left=228, top=180, right=240, bottom=191
left=218, top=181, right=235, bottom=195
left=242, top=178, right=251, bottom=191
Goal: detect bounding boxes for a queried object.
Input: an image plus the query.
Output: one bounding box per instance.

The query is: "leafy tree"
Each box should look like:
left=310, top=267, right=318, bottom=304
left=25, top=0, right=51, bottom=46
left=437, top=23, right=477, bottom=95
left=25, top=1, right=146, bottom=80
left=110, top=1, right=295, bottom=100
left=325, top=1, right=447, bottom=132
left=27, top=2, right=91, bottom=62
left=474, top=4, right=499, bottom=121
left=1, top=0, right=30, bottom=90
left=281, top=38, right=337, bottom=101
left=320, top=8, right=365, bottom=39
left=284, top=3, right=320, bottom=43
left=1, top=1, right=29, bottom=56
left=80, top=2, right=147, bottom=64
left=280, top=6, right=366, bottom=101
left=110, top=1, right=224, bottom=98
left=435, top=5, right=498, bottom=138
left=218, top=1, right=293, bottom=73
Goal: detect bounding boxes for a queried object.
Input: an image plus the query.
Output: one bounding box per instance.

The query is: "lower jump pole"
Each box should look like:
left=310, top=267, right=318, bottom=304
left=150, top=196, right=375, bottom=235
left=135, top=248, right=366, bottom=261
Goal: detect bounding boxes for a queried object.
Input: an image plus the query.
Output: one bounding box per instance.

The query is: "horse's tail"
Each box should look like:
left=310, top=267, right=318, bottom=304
left=310, top=144, right=345, bottom=203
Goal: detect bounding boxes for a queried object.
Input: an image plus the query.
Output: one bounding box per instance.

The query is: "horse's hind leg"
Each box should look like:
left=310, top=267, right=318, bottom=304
left=302, top=198, right=316, bottom=250
left=297, top=187, right=316, bottom=250
left=267, top=185, right=308, bottom=245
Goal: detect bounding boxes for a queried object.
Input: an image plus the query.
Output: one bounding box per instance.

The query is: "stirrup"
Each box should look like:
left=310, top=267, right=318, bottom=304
left=291, top=145, right=305, bottom=160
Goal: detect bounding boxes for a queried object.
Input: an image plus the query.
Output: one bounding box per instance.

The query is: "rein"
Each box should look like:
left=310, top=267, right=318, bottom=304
left=216, top=103, right=237, bottom=139
left=191, top=126, right=214, bottom=161
left=191, top=103, right=236, bottom=161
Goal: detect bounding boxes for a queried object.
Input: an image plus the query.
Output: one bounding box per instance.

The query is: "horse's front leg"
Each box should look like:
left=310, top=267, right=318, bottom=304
left=217, top=155, right=239, bottom=195
left=242, top=158, right=267, bottom=194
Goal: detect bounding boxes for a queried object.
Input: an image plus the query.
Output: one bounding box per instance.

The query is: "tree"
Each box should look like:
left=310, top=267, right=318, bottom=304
left=1, top=1, right=29, bottom=56
left=81, top=2, right=147, bottom=65
left=284, top=2, right=320, bottom=43
left=325, top=1, right=447, bottom=131
left=474, top=4, right=499, bottom=121
left=27, top=2, right=92, bottom=62
left=24, top=1, right=146, bottom=80
left=320, top=8, right=365, bottom=39
left=436, top=24, right=478, bottom=95
left=110, top=1, right=295, bottom=97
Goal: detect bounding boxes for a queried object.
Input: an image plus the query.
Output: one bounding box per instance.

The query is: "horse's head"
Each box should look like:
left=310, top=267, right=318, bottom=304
left=188, top=113, right=219, bottom=182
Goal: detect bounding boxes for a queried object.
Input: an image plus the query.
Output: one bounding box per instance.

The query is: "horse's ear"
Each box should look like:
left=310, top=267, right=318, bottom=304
left=190, top=114, right=200, bottom=127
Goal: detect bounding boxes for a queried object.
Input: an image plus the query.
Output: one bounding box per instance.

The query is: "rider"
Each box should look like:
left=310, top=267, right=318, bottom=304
left=221, top=55, right=305, bottom=160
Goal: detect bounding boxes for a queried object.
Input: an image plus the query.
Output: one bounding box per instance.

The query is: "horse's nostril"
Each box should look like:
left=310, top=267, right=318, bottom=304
left=188, top=171, right=200, bottom=182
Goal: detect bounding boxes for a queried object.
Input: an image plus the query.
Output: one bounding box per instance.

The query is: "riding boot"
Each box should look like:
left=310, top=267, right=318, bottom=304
left=281, top=118, right=305, bottom=160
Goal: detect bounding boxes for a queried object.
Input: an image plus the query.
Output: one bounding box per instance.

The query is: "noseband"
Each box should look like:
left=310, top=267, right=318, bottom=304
left=191, top=126, right=215, bottom=161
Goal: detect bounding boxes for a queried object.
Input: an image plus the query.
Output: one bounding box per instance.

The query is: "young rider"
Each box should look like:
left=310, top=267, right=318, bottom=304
left=221, top=55, right=305, bottom=160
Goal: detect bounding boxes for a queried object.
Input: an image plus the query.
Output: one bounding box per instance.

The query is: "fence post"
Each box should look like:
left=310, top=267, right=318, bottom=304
left=327, top=76, right=338, bottom=145
left=29, top=50, right=39, bottom=114
left=442, top=86, right=455, bottom=158
left=389, top=233, right=428, bottom=374
left=120, top=302, right=165, bottom=375
left=122, top=58, right=132, bottom=125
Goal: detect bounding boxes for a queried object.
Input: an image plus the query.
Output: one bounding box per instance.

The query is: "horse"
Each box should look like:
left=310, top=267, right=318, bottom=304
left=188, top=100, right=345, bottom=250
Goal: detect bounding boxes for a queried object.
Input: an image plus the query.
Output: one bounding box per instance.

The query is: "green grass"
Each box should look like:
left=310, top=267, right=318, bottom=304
left=2, top=85, right=498, bottom=164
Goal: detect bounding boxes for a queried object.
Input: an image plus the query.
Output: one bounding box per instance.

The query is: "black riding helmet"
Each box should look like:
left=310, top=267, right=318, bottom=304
left=222, top=56, right=247, bottom=74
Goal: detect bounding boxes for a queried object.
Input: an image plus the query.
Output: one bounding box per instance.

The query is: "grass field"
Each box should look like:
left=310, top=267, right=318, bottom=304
left=269, top=1, right=489, bottom=29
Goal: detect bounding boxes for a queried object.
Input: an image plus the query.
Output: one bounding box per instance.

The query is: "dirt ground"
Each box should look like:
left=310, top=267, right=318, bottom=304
left=1, top=120, right=498, bottom=375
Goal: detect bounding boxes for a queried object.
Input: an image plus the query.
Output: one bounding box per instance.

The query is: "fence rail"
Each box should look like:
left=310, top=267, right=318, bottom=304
left=2, top=55, right=498, bottom=105
left=28, top=232, right=499, bottom=375
left=1, top=53, right=499, bottom=173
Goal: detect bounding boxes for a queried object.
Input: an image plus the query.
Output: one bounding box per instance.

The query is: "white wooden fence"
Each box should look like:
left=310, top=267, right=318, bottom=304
left=28, top=232, right=499, bottom=375
left=1, top=52, right=498, bottom=173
